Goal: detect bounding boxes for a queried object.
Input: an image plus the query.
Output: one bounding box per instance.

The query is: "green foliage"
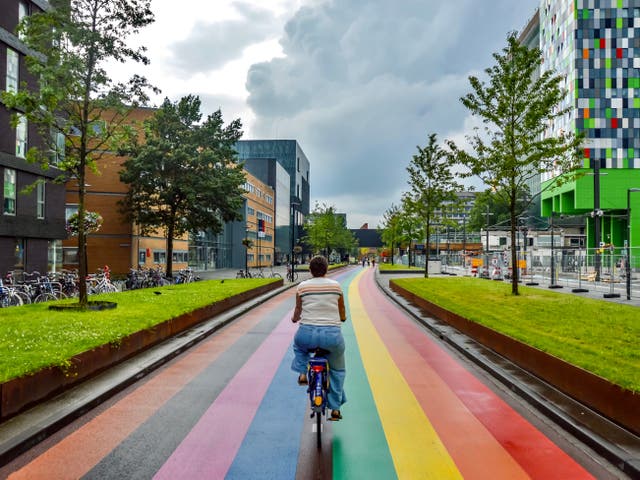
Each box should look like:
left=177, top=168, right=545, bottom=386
left=378, top=264, right=422, bottom=271
left=0, top=279, right=276, bottom=383
left=448, top=33, right=583, bottom=294
left=119, top=95, right=246, bottom=276
left=466, top=188, right=525, bottom=232
left=379, top=204, right=402, bottom=264
left=403, top=133, right=464, bottom=277
left=392, top=277, right=640, bottom=392
left=303, top=203, right=358, bottom=258
left=1, top=0, right=157, bottom=306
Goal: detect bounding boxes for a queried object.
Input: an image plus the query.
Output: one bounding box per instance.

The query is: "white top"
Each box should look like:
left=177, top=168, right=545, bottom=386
left=297, top=276, right=344, bottom=327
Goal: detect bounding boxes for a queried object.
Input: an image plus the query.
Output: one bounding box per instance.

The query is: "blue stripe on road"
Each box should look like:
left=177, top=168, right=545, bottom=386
left=225, top=335, right=307, bottom=479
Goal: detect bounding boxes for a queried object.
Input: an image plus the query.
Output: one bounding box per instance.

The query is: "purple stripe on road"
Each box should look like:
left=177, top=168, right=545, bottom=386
left=153, top=313, right=296, bottom=480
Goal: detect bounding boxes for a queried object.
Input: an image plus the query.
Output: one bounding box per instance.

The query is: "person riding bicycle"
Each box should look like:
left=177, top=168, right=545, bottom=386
left=291, top=255, right=347, bottom=421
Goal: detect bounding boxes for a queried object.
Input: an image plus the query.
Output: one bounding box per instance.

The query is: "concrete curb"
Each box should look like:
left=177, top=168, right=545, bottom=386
left=375, top=272, right=640, bottom=478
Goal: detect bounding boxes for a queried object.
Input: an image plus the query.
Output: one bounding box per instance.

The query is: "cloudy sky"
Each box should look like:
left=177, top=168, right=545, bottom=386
left=124, top=0, right=540, bottom=228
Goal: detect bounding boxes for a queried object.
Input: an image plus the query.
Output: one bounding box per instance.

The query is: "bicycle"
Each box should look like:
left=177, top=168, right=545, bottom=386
left=236, top=269, right=252, bottom=279
left=267, top=266, right=282, bottom=279
left=306, top=348, right=330, bottom=449
left=0, top=280, right=23, bottom=308
left=286, top=264, right=299, bottom=282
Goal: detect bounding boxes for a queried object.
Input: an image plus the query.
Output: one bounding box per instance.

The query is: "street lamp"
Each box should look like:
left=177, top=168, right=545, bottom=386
left=549, top=213, right=562, bottom=289
left=484, top=205, right=494, bottom=278
left=290, top=198, right=301, bottom=281
left=626, top=188, right=640, bottom=300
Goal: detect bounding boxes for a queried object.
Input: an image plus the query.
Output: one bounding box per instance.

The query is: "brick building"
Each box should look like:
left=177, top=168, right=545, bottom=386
left=242, top=172, right=276, bottom=268
left=62, top=107, right=190, bottom=276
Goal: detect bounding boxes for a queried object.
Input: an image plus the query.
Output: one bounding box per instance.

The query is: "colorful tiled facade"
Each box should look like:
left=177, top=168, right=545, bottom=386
left=537, top=0, right=640, bottom=253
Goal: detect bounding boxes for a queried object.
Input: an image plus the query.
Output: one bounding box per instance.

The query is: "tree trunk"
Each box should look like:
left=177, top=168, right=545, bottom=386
left=510, top=206, right=519, bottom=295
left=424, top=221, right=430, bottom=278
left=166, top=222, right=174, bottom=278
left=77, top=164, right=88, bottom=307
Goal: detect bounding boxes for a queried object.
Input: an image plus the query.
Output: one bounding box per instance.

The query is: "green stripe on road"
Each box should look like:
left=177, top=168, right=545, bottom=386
left=332, top=269, right=397, bottom=480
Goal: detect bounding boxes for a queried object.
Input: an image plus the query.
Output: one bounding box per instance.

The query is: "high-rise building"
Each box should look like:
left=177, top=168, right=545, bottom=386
left=235, top=140, right=310, bottom=264
left=528, top=1, right=640, bottom=254
left=0, top=0, right=66, bottom=274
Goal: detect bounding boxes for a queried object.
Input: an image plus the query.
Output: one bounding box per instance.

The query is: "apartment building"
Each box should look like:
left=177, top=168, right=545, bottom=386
left=0, top=0, right=66, bottom=275
left=242, top=172, right=276, bottom=268
left=524, top=1, right=640, bottom=254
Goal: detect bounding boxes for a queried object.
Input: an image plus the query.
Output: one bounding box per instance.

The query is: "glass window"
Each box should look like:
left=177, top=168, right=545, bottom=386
left=153, top=251, right=166, bottom=264
left=138, top=250, right=146, bottom=265
left=4, top=168, right=16, bottom=215
left=50, top=130, right=65, bottom=165
left=15, top=114, right=27, bottom=158
left=36, top=181, right=45, bottom=219
left=48, top=240, right=62, bottom=272
left=65, top=204, right=78, bottom=220
left=6, top=49, right=18, bottom=93
left=63, top=247, right=78, bottom=264
left=14, top=238, right=24, bottom=269
left=18, top=1, right=28, bottom=40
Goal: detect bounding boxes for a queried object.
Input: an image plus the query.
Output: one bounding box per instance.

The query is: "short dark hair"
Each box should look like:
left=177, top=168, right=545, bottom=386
left=309, top=255, right=328, bottom=277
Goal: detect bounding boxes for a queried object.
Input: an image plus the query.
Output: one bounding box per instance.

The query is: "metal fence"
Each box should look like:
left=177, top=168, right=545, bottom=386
left=397, top=247, right=640, bottom=298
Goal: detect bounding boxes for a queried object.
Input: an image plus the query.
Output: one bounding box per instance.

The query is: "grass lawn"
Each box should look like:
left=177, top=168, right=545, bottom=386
left=379, top=263, right=423, bottom=271
left=392, top=277, right=640, bottom=393
left=0, top=278, right=277, bottom=383
left=295, top=263, right=346, bottom=271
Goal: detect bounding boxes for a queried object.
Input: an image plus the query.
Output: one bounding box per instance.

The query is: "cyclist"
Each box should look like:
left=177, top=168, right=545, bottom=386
left=291, top=255, right=347, bottom=421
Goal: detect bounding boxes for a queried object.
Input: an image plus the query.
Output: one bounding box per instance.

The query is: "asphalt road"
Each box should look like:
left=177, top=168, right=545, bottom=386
left=0, top=266, right=635, bottom=479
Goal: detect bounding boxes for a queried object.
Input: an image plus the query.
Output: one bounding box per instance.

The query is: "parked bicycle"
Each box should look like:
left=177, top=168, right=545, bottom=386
left=286, top=264, right=299, bottom=282
left=236, top=269, right=252, bottom=279
left=0, top=280, right=23, bottom=308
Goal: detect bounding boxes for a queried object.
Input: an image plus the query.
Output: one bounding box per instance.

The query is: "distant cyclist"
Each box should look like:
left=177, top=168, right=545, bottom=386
left=291, top=255, right=347, bottom=421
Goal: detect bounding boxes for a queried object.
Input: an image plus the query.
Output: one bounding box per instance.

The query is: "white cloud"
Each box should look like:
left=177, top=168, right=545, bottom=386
left=244, top=0, right=539, bottom=226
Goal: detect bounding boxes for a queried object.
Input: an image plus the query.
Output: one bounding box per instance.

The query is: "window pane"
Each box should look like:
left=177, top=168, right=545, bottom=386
left=6, top=49, right=18, bottom=93
left=37, top=181, right=45, bottom=219
left=15, top=115, right=27, bottom=158
left=4, top=169, right=16, bottom=215
left=63, top=248, right=78, bottom=264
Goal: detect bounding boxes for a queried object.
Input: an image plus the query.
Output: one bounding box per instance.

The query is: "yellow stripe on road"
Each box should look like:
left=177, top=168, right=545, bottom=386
left=348, top=270, right=463, bottom=479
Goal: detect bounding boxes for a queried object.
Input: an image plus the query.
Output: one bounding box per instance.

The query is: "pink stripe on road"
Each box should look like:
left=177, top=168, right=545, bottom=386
left=153, top=314, right=296, bottom=480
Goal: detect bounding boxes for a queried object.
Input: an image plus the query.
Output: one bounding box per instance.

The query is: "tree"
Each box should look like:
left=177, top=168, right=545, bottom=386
left=403, top=133, right=463, bottom=278
left=303, top=203, right=357, bottom=260
left=379, top=204, right=402, bottom=265
left=466, top=188, right=529, bottom=232
left=119, top=95, right=246, bottom=277
left=447, top=33, right=582, bottom=294
left=1, top=0, right=157, bottom=307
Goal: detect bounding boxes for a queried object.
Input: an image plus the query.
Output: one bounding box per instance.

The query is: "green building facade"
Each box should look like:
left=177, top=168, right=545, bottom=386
left=533, top=0, right=640, bottom=259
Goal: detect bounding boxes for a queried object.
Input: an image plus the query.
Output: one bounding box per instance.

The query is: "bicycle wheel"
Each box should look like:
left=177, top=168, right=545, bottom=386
left=316, top=409, right=322, bottom=449
left=14, top=290, right=31, bottom=305
left=271, top=273, right=282, bottom=278
left=33, top=292, right=57, bottom=303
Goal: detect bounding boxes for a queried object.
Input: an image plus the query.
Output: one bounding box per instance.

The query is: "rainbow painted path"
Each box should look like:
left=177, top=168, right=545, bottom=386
left=4, top=267, right=597, bottom=479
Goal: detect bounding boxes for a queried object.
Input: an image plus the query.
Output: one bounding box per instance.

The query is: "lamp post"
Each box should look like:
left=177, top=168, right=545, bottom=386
left=549, top=213, right=562, bottom=288
left=290, top=198, right=301, bottom=281
left=593, top=159, right=602, bottom=281
left=626, top=188, right=640, bottom=300
left=484, top=205, right=494, bottom=278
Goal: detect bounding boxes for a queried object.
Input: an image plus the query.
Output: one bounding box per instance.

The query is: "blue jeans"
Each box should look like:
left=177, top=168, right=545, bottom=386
left=291, top=324, right=347, bottom=410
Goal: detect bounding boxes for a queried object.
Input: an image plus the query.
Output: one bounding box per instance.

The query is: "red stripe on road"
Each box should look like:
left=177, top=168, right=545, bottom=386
left=361, top=271, right=593, bottom=480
